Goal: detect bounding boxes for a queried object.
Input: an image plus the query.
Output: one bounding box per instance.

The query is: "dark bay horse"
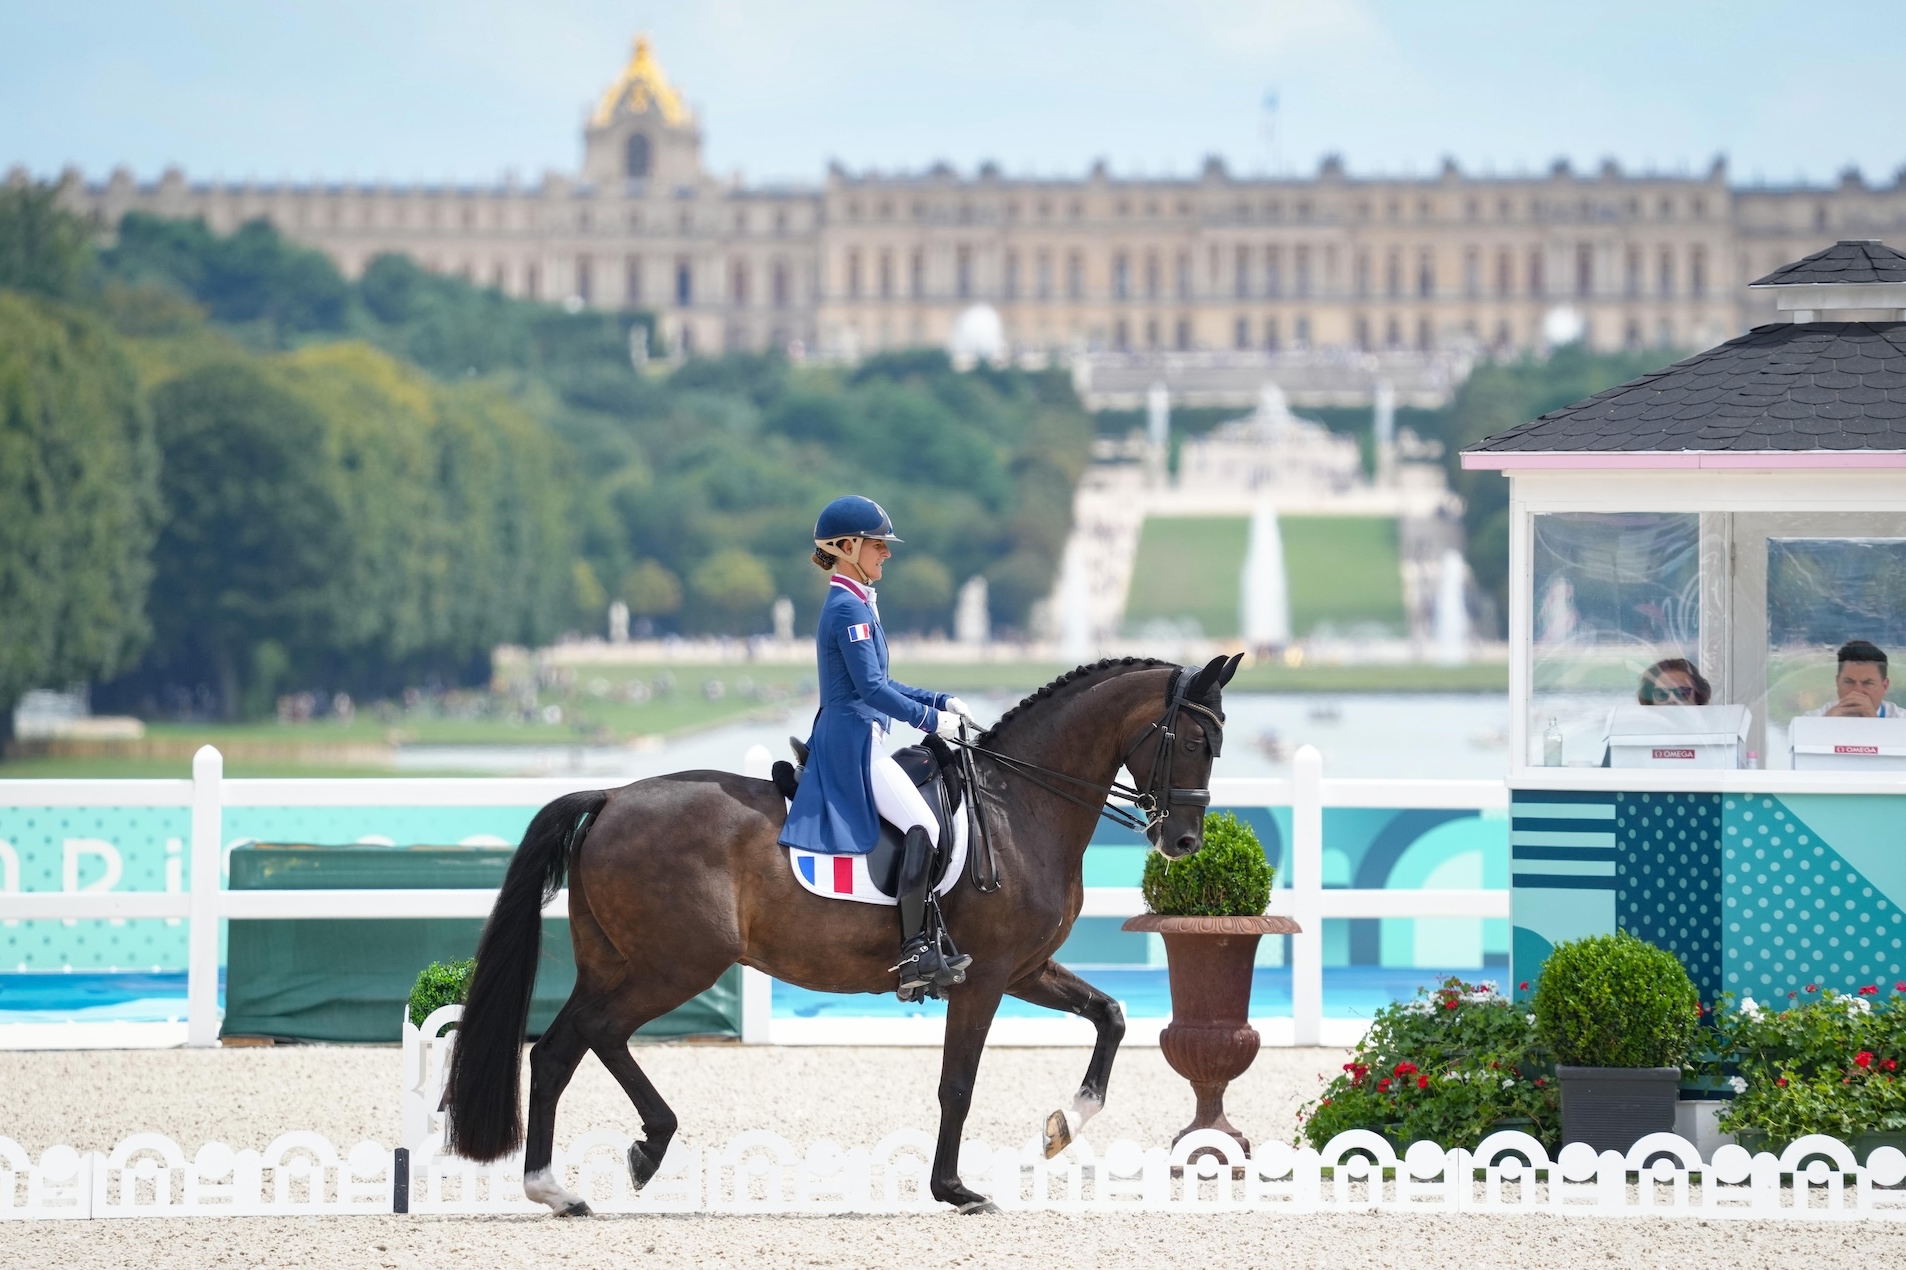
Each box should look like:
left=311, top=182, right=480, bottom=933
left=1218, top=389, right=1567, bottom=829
left=444, top=653, right=1239, bottom=1213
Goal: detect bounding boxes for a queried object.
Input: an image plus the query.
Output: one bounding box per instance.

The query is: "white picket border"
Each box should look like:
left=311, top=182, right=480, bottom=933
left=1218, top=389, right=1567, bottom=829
left=5, top=1126, right=1904, bottom=1220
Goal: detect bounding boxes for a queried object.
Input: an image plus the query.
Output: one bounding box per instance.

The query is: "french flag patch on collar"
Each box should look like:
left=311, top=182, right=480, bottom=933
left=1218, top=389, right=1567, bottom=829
left=847, top=623, right=873, bottom=642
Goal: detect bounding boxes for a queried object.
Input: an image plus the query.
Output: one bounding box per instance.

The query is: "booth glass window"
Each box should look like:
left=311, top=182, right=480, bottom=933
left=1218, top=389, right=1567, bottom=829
left=1763, top=536, right=1906, bottom=764
left=1529, top=512, right=1701, bottom=767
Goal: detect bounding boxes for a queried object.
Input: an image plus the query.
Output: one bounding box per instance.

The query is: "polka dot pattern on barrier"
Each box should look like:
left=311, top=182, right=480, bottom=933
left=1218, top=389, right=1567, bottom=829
left=1616, top=793, right=1723, bottom=1003
left=1723, top=796, right=1900, bottom=997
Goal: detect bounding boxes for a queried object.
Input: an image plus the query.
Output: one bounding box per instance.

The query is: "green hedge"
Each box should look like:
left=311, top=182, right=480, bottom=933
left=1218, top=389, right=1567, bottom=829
left=1532, top=932, right=1699, bottom=1068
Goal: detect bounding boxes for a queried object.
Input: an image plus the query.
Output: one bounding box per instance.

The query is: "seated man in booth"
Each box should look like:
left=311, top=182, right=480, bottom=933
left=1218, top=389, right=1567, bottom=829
left=1804, top=640, right=1901, bottom=719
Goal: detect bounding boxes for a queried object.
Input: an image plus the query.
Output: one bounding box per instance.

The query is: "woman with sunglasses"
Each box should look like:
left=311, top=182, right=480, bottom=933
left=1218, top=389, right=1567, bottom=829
left=1638, top=658, right=1711, bottom=706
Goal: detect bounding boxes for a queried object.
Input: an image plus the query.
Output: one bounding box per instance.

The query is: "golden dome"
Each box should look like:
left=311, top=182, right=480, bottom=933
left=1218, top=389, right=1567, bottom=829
left=592, top=36, right=689, bottom=127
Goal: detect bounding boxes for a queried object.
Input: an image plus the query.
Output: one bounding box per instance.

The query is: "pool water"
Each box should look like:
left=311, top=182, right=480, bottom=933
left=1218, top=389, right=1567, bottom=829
left=773, top=965, right=1499, bottom=1020
left=0, top=972, right=220, bottom=1025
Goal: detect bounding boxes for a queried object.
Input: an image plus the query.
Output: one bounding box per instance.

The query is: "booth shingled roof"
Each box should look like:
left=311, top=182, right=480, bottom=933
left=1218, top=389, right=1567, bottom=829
left=1464, top=240, right=1906, bottom=456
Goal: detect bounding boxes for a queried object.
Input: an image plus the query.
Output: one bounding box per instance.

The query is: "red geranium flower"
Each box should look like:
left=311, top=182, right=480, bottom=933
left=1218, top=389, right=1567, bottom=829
left=1856, top=1051, right=1875, bottom=1069
left=1377, top=1077, right=1392, bottom=1091
left=1395, top=1061, right=1418, bottom=1076
left=1805, top=984, right=1818, bottom=993
left=1896, top=982, right=1906, bottom=993
left=1776, top=1077, right=1788, bottom=1087
left=1416, top=1075, right=1430, bottom=1090
left=1884, top=1059, right=1898, bottom=1073
left=1442, top=999, right=1457, bottom=1010
left=1534, top=1077, right=1546, bottom=1088
left=1859, top=985, right=1879, bottom=996
left=1519, top=981, right=1529, bottom=991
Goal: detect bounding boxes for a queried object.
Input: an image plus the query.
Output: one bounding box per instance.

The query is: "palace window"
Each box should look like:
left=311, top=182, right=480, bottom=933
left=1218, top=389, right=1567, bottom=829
left=623, top=255, right=641, bottom=303
left=526, top=263, right=541, bottom=300
left=910, top=250, right=925, bottom=297
left=1113, top=318, right=1129, bottom=350
left=1527, top=248, right=1545, bottom=298
left=1294, top=246, right=1311, bottom=297
left=1690, top=246, right=1708, bottom=297
left=772, top=260, right=789, bottom=308
left=1266, top=246, right=1282, bottom=297
left=879, top=251, right=893, bottom=299
left=1385, top=316, right=1402, bottom=348
left=956, top=245, right=973, bottom=299
left=1035, top=249, right=1051, bottom=299
left=626, top=134, right=651, bottom=179
left=774, top=210, right=788, bottom=235
left=576, top=257, right=593, bottom=304
left=730, top=259, right=749, bottom=305
left=1144, top=318, right=1159, bottom=349
left=1175, top=252, right=1190, bottom=299
left=1263, top=317, right=1279, bottom=350
left=1417, top=317, right=1432, bottom=351
left=1418, top=250, right=1435, bottom=298
left=1234, top=245, right=1250, bottom=298
left=846, top=251, right=862, bottom=299
left=1576, top=244, right=1593, bottom=297
left=1144, top=252, right=1160, bottom=299
left=1004, top=250, right=1019, bottom=299
left=1234, top=317, right=1249, bottom=350
left=1463, top=247, right=1480, bottom=298
left=1625, top=247, right=1642, bottom=297
left=1658, top=248, right=1675, bottom=296
left=674, top=260, right=691, bottom=305
left=1067, top=251, right=1084, bottom=299
left=1355, top=315, right=1371, bottom=350
left=1495, top=250, right=1513, bottom=297
left=1294, top=314, right=1310, bottom=346
left=1624, top=317, right=1642, bottom=349
left=1354, top=252, right=1370, bottom=298
left=1385, top=251, right=1402, bottom=298
left=1112, top=253, right=1130, bottom=300
left=1175, top=318, right=1192, bottom=350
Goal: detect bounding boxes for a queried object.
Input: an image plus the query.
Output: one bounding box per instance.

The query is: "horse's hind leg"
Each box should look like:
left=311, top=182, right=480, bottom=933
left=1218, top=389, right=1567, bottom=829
left=522, top=1001, right=594, bottom=1216
left=1008, top=960, right=1126, bottom=1158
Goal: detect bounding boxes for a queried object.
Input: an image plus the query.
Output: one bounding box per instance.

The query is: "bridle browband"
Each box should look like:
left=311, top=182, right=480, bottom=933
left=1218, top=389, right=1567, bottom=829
left=947, top=666, right=1225, bottom=881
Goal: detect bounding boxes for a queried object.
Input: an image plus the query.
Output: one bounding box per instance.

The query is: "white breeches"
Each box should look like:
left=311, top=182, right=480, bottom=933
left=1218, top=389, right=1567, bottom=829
left=868, top=722, right=937, bottom=836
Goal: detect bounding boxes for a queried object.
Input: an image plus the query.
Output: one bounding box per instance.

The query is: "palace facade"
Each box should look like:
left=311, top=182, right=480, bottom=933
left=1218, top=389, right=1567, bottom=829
left=30, top=38, right=1906, bottom=361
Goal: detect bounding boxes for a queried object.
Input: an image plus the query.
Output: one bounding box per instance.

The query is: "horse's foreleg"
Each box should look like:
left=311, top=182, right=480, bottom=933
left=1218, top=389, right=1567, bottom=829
left=522, top=1003, right=594, bottom=1216
left=931, top=981, right=1005, bottom=1213
left=1008, top=960, right=1126, bottom=1158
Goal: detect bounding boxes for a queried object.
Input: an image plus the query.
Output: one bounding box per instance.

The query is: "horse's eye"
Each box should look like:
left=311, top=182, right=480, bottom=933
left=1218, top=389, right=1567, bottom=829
left=1183, top=739, right=1201, bottom=754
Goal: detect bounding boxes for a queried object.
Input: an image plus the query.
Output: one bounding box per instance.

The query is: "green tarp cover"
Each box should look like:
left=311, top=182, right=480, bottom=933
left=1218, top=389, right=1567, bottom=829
left=223, top=843, right=739, bottom=1043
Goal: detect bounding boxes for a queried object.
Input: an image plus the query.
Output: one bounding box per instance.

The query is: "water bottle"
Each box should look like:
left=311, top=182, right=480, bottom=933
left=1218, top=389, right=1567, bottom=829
left=1542, top=716, right=1564, bottom=767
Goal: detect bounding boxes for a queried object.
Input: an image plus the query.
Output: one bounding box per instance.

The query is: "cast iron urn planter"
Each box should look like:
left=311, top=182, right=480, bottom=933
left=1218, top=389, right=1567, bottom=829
left=1557, top=1066, right=1682, bottom=1154
left=1122, top=913, right=1302, bottom=1154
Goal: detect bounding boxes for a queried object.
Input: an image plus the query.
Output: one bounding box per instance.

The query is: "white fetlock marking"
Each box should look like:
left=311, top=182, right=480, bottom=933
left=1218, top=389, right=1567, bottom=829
left=1069, top=1092, right=1104, bottom=1133
left=523, top=1166, right=587, bottom=1213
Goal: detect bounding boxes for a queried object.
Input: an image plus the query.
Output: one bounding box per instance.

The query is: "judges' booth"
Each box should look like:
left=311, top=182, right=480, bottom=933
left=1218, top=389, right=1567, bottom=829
left=1462, top=240, right=1906, bottom=1005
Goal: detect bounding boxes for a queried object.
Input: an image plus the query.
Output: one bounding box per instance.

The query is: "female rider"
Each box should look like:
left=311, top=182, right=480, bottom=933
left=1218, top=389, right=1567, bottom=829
left=777, top=495, right=978, bottom=1000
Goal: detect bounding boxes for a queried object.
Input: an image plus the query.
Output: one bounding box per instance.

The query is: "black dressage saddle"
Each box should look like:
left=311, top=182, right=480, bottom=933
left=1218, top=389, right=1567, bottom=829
left=774, top=735, right=964, bottom=895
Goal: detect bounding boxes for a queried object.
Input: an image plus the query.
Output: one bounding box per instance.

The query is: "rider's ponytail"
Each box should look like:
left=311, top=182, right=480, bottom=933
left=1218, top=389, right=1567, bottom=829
left=812, top=545, right=838, bottom=570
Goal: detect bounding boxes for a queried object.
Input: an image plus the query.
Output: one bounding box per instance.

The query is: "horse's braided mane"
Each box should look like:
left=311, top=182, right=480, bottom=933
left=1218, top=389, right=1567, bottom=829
left=976, top=656, right=1176, bottom=746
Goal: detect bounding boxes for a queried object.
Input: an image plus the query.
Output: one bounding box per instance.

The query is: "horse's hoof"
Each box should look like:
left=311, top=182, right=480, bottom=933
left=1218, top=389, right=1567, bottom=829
left=957, top=1198, right=1001, bottom=1215
left=628, top=1142, right=661, bottom=1190
left=558, top=1200, right=593, bottom=1218
left=1042, top=1109, right=1073, bottom=1159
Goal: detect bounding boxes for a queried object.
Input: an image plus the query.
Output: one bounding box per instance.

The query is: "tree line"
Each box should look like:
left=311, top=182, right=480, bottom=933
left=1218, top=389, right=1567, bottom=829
left=0, top=185, right=1089, bottom=727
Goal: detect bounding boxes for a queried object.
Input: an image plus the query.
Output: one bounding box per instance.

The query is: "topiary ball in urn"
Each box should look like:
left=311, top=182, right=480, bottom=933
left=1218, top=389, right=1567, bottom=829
left=1123, top=812, right=1298, bottom=1155
left=1531, top=932, right=1700, bottom=1153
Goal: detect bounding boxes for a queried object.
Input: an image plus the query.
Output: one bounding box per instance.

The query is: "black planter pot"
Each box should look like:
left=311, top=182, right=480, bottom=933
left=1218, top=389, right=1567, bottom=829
left=1557, top=1066, right=1680, bottom=1153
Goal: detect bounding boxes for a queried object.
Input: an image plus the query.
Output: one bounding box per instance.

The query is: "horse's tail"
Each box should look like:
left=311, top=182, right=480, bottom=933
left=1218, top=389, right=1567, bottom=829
left=443, top=788, right=609, bottom=1161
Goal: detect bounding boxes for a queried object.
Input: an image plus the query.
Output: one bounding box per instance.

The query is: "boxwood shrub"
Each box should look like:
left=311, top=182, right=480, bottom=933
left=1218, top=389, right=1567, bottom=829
left=407, top=957, right=474, bottom=1027
left=1141, top=810, right=1272, bottom=917
left=1531, top=932, right=1699, bottom=1068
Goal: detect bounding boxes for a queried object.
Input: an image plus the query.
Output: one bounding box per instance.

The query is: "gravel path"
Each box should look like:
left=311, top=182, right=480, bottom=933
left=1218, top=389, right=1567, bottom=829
left=3, top=1043, right=1897, bottom=1269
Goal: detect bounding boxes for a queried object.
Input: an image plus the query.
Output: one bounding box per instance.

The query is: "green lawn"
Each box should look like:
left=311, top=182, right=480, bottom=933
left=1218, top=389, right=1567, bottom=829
left=1121, top=516, right=1250, bottom=637
left=1280, top=516, right=1406, bottom=637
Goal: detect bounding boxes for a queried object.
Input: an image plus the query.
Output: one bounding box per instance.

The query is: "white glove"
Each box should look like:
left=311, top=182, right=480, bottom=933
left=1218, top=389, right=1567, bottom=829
left=944, top=696, right=979, bottom=727
left=931, top=710, right=965, bottom=738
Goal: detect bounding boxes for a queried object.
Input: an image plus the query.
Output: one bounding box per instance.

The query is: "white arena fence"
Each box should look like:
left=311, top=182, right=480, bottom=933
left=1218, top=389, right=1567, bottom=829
left=0, top=745, right=1506, bottom=1047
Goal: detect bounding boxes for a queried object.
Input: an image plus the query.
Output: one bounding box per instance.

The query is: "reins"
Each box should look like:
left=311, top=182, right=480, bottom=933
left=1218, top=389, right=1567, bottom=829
left=949, top=667, right=1225, bottom=892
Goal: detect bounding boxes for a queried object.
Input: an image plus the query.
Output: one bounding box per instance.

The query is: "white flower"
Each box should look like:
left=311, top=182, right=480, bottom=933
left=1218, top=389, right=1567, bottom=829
left=1405, top=1000, right=1434, bottom=1015
left=1500, top=1077, right=1515, bottom=1088
left=1727, top=1076, right=1748, bottom=1094
left=1739, top=997, right=1763, bottom=1020
left=1524, top=1013, right=1536, bottom=1026
left=1844, top=996, right=1872, bottom=1016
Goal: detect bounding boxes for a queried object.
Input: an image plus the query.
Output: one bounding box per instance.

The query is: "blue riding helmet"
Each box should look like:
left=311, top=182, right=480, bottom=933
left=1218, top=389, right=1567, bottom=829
left=813, top=495, right=902, bottom=546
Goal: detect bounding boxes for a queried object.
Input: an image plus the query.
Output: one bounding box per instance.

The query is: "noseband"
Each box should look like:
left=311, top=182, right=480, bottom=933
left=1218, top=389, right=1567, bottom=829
left=951, top=666, right=1225, bottom=846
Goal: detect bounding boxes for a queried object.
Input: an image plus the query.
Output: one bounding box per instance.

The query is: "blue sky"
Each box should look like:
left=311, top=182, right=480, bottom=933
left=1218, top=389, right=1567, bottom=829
left=5, top=1, right=1902, bottom=189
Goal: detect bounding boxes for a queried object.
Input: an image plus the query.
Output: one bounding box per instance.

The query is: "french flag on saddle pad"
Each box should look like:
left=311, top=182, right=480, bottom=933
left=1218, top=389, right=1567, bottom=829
left=846, top=623, right=873, bottom=642
left=789, top=849, right=889, bottom=903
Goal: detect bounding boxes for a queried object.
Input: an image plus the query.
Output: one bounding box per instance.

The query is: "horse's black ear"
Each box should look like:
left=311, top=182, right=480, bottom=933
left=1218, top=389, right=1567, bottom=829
left=1187, top=654, right=1227, bottom=701
left=1219, top=652, right=1244, bottom=687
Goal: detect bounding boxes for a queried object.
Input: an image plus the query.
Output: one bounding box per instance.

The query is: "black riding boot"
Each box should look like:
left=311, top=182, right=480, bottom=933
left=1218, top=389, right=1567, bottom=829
left=893, top=826, right=965, bottom=1001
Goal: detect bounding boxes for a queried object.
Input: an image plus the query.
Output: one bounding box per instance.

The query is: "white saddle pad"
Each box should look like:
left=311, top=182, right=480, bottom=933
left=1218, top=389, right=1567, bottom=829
left=785, top=804, right=967, bottom=907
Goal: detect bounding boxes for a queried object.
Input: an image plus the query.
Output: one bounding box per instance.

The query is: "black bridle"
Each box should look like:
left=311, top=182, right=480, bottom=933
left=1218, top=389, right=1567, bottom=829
left=949, top=666, right=1225, bottom=892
